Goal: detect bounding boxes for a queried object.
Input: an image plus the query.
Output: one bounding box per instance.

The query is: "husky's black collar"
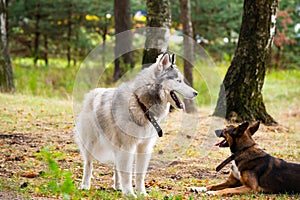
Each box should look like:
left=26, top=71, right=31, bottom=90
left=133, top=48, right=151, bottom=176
left=216, top=143, right=256, bottom=172
left=134, top=93, right=163, bottom=137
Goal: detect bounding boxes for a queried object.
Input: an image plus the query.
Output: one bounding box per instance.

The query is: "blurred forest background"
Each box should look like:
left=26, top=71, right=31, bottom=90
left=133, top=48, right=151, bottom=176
left=1, top=0, right=299, bottom=98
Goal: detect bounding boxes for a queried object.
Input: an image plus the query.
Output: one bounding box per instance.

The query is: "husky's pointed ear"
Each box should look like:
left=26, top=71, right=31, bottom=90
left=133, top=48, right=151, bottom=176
left=158, top=53, right=170, bottom=71
left=171, top=54, right=176, bottom=64
left=249, top=121, right=260, bottom=135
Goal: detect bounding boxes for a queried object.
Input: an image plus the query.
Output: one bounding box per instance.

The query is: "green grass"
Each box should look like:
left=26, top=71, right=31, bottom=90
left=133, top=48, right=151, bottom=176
left=13, top=58, right=79, bottom=99
left=264, top=69, right=300, bottom=115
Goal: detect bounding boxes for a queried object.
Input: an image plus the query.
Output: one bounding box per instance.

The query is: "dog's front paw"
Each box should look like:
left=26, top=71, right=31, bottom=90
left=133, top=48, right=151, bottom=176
left=79, top=184, right=90, bottom=190
left=190, top=186, right=207, bottom=193
left=206, top=190, right=219, bottom=196
left=112, top=183, right=122, bottom=191
left=122, top=189, right=137, bottom=198
left=123, top=192, right=137, bottom=198
left=137, top=191, right=149, bottom=197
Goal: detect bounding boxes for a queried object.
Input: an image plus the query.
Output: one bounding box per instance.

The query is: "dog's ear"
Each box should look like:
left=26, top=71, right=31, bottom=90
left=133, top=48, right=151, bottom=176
left=171, top=54, right=176, bottom=64
left=249, top=121, right=260, bottom=135
left=158, top=53, right=171, bottom=71
left=236, top=121, right=249, bottom=135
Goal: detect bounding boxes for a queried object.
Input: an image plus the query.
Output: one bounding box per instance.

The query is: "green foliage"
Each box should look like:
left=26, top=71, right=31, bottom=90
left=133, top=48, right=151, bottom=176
left=8, top=0, right=113, bottom=63
left=13, top=58, right=79, bottom=98
left=190, top=0, right=243, bottom=61
left=38, top=148, right=79, bottom=199
left=6, top=0, right=299, bottom=68
left=270, top=0, right=300, bottom=69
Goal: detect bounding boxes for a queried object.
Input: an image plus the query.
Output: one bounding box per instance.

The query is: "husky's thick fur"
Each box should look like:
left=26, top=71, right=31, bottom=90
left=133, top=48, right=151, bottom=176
left=75, top=53, right=198, bottom=197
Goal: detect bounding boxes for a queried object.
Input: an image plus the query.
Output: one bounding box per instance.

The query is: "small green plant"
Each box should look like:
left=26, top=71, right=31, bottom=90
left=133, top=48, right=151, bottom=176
left=39, top=148, right=79, bottom=199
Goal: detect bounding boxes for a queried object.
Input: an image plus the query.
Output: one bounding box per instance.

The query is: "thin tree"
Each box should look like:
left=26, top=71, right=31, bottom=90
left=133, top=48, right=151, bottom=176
left=113, top=0, right=134, bottom=81
left=66, top=2, right=72, bottom=67
left=33, top=1, right=40, bottom=66
left=179, top=0, right=197, bottom=113
left=213, top=0, right=278, bottom=125
left=142, top=0, right=171, bottom=67
left=0, top=0, right=14, bottom=93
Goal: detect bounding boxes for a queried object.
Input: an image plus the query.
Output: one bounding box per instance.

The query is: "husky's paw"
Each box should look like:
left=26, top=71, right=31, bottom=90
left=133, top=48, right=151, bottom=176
left=123, top=192, right=137, bottom=198
left=190, top=186, right=207, bottom=193
left=79, top=184, right=90, bottom=190
left=137, top=191, right=149, bottom=197
left=122, top=189, right=137, bottom=198
left=136, top=186, right=148, bottom=197
left=112, top=183, right=122, bottom=191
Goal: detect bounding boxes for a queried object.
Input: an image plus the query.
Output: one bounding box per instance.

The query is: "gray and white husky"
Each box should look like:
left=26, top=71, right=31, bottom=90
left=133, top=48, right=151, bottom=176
left=75, top=52, right=198, bottom=197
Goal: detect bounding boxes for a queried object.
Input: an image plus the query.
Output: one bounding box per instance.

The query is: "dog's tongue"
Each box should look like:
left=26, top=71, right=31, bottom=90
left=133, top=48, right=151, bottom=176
left=215, top=139, right=226, bottom=147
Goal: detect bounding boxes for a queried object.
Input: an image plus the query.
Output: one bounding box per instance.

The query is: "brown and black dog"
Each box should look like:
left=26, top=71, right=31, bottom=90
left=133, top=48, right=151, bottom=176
left=192, top=121, right=300, bottom=195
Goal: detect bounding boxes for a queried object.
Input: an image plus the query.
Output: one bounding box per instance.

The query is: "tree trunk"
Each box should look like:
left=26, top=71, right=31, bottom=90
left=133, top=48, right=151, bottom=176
left=102, top=30, right=106, bottom=72
left=113, top=0, right=133, bottom=81
left=213, top=0, right=277, bottom=125
left=67, top=3, right=72, bottom=67
left=43, top=34, right=48, bottom=66
left=142, top=0, right=171, bottom=68
left=33, top=2, right=40, bottom=66
left=179, top=0, right=197, bottom=113
left=0, top=0, right=14, bottom=93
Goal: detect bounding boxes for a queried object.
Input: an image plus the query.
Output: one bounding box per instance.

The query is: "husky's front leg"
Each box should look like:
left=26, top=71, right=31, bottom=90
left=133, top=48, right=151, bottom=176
left=113, top=167, right=121, bottom=190
left=135, top=144, right=152, bottom=196
left=115, top=150, right=136, bottom=197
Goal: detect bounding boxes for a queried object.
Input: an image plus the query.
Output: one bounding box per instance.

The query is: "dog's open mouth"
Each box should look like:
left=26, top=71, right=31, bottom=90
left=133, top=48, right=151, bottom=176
left=214, top=139, right=229, bottom=147
left=214, top=129, right=229, bottom=147
left=170, top=90, right=185, bottom=110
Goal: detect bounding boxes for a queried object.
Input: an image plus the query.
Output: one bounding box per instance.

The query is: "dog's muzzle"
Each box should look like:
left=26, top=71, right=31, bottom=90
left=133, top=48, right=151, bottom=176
left=215, top=129, right=223, bottom=137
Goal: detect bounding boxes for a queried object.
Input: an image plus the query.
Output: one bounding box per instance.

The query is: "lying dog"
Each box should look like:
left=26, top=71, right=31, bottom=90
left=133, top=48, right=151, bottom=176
left=192, top=121, right=300, bottom=195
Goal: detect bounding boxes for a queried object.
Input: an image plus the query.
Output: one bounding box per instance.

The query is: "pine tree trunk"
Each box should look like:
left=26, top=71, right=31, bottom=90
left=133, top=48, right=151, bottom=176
left=33, top=2, right=40, bottom=66
left=43, top=34, right=48, bottom=66
left=0, top=0, right=14, bottom=93
left=142, top=0, right=171, bottom=68
left=213, top=0, right=277, bottom=125
left=113, top=0, right=133, bottom=81
left=180, top=0, right=197, bottom=113
left=67, top=3, right=72, bottom=67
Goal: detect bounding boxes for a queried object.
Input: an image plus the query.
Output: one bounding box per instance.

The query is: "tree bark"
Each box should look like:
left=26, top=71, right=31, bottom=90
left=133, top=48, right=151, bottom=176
left=113, top=0, right=133, bottom=81
left=179, top=0, right=197, bottom=113
left=67, top=3, right=72, bottom=67
left=0, top=0, right=14, bottom=93
left=213, top=0, right=277, bottom=125
left=142, top=0, right=171, bottom=68
left=43, top=34, right=48, bottom=66
left=33, top=1, right=40, bottom=66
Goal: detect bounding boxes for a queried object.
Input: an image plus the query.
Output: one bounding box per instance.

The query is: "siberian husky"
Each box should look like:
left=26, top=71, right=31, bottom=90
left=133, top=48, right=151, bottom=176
left=75, top=52, right=198, bottom=197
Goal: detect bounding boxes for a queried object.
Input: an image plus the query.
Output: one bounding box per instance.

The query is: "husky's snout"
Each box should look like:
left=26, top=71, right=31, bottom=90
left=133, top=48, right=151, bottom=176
left=183, top=87, right=198, bottom=100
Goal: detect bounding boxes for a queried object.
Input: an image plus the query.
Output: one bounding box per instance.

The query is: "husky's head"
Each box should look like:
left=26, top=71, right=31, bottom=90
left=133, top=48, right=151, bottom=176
left=155, top=53, right=198, bottom=110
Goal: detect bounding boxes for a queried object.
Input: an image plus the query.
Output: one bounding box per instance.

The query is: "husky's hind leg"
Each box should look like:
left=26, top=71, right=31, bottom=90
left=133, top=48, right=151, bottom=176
left=80, top=149, right=94, bottom=190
